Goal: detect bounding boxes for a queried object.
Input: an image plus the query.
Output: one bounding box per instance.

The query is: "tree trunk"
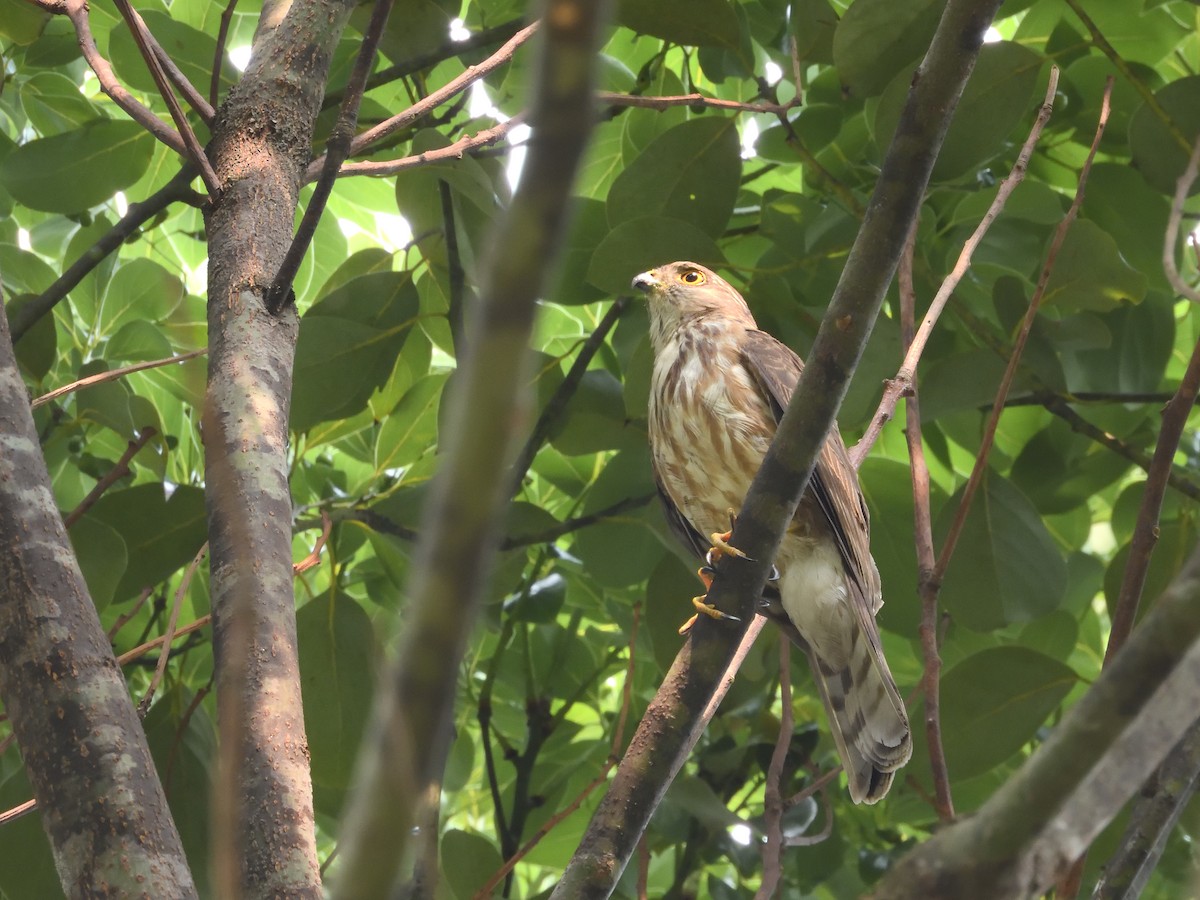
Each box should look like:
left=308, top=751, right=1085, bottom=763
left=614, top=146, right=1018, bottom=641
left=202, top=2, right=354, bottom=895
left=0, top=301, right=196, bottom=898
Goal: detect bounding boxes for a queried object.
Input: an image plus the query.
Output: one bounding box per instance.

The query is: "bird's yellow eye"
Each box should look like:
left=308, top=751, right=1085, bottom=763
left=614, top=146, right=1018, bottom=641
left=679, top=269, right=706, bottom=285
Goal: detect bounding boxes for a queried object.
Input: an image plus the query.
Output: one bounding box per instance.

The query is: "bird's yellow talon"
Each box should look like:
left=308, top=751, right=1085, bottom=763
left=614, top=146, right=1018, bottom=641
left=708, top=510, right=751, bottom=562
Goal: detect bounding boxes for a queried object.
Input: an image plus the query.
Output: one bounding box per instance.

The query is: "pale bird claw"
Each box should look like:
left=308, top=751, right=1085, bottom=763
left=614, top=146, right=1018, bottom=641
left=767, top=564, right=780, bottom=583
left=709, top=510, right=751, bottom=563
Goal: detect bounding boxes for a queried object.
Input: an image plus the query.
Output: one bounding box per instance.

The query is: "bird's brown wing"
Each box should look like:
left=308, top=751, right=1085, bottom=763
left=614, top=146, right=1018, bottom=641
left=652, top=467, right=710, bottom=560
left=739, top=329, right=882, bottom=612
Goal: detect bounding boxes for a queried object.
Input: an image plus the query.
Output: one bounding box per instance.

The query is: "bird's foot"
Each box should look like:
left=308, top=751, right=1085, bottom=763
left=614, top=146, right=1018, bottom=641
left=706, top=509, right=752, bottom=565
left=677, top=564, right=742, bottom=635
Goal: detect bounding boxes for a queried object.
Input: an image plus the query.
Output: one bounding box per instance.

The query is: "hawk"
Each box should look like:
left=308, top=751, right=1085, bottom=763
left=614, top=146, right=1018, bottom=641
left=634, top=261, right=911, bottom=804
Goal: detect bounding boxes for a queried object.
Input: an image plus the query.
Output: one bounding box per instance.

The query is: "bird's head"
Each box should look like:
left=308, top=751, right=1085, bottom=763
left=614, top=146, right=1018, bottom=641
left=632, top=262, right=754, bottom=348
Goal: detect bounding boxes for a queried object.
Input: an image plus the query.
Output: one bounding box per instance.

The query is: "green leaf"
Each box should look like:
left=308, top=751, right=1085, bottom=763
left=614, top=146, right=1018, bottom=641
left=299, top=593, right=378, bottom=811
left=291, top=272, right=420, bottom=433
left=615, top=0, right=742, bottom=49
left=832, top=0, right=944, bottom=98
left=1129, top=75, right=1200, bottom=197
left=548, top=369, right=627, bottom=456
left=572, top=447, right=663, bottom=588
left=1042, top=219, right=1147, bottom=311
left=441, top=829, right=503, bottom=900
left=916, top=646, right=1076, bottom=781
left=503, top=572, right=568, bottom=623
left=88, top=484, right=207, bottom=602
left=104, top=319, right=175, bottom=362
left=935, top=472, right=1067, bottom=632
left=545, top=197, right=609, bottom=306
left=374, top=372, right=449, bottom=472
left=7, top=294, right=57, bottom=381
left=0, top=119, right=154, bottom=214
left=20, top=71, right=105, bottom=135
left=0, top=0, right=49, bottom=44
left=608, top=117, right=741, bottom=238
left=100, top=258, right=186, bottom=336
left=874, top=41, right=1042, bottom=180
left=69, top=515, right=128, bottom=611
left=586, top=216, right=724, bottom=295
left=144, top=685, right=215, bottom=898
left=0, top=769, right=60, bottom=899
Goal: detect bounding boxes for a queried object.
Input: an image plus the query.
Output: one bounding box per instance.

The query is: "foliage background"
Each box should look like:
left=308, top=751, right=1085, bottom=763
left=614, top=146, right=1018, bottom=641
left=1, top=0, right=1198, bottom=896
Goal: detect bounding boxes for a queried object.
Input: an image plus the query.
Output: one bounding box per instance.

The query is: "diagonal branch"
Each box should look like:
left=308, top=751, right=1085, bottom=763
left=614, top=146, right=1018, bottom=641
left=62, top=0, right=186, bottom=155
left=552, top=1, right=1004, bottom=894
left=318, top=116, right=522, bottom=181
left=110, top=0, right=220, bottom=191
left=933, top=78, right=1113, bottom=586
left=266, top=0, right=395, bottom=311
left=9, top=166, right=201, bottom=343
left=1163, top=136, right=1200, bottom=304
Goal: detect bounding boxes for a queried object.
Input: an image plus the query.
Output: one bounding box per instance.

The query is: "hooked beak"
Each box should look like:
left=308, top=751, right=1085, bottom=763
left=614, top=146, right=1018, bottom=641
left=632, top=270, right=659, bottom=292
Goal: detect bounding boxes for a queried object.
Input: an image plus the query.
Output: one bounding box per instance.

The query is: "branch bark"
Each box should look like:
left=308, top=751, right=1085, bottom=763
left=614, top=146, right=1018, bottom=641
left=329, top=2, right=608, bottom=897
left=201, top=2, right=355, bottom=896
left=871, top=542, right=1200, bottom=900
left=552, top=0, right=1003, bottom=895
left=0, top=285, right=196, bottom=896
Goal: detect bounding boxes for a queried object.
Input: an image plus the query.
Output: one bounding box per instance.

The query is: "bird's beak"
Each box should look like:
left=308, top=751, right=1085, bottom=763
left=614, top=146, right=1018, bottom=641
left=632, top=270, right=659, bottom=292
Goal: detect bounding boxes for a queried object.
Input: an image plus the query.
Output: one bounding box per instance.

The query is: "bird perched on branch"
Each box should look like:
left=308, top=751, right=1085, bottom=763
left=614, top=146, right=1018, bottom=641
left=634, top=261, right=911, bottom=804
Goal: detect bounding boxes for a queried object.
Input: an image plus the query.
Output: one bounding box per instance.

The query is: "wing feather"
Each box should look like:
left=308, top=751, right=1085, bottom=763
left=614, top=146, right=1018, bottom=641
left=738, top=330, right=882, bottom=612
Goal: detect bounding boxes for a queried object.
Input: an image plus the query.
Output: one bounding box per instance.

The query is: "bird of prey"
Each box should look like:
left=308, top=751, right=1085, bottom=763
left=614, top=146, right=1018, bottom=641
left=634, top=260, right=911, bottom=804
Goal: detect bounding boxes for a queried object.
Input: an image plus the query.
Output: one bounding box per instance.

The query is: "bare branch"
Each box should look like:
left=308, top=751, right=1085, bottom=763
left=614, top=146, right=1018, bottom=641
left=1163, top=136, right=1200, bottom=304
left=320, top=116, right=522, bottom=181
left=62, top=0, right=186, bottom=155
left=210, top=0, right=239, bottom=108
left=63, top=427, right=159, bottom=528
left=934, top=78, right=1113, bottom=586
left=267, top=0, right=395, bottom=311
left=851, top=66, right=1060, bottom=466
left=756, top=639, right=793, bottom=900
left=33, top=348, right=207, bottom=408
left=140, top=543, right=208, bottom=714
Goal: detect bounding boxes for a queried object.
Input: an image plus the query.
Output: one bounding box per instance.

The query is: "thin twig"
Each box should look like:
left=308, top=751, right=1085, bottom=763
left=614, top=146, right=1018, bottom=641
left=293, top=510, right=332, bottom=574
left=112, top=0, right=219, bottom=189
left=321, top=117, right=522, bottom=181
left=62, top=0, right=186, bottom=155
left=33, top=349, right=207, bottom=409
left=756, top=639, right=793, bottom=900
left=510, top=296, right=630, bottom=490
left=130, top=7, right=215, bottom=123
left=899, top=219, right=954, bottom=822
left=63, top=427, right=158, bottom=528
left=471, top=603, right=642, bottom=899
left=325, top=21, right=540, bottom=165
left=1163, top=136, right=1200, bottom=304
left=1042, top=398, right=1200, bottom=503
left=934, top=78, right=1113, bottom=585
left=0, top=799, right=37, bottom=826
left=106, top=587, right=153, bottom=640
left=140, top=543, right=208, bottom=714
left=116, top=614, right=212, bottom=667
left=1104, top=333, right=1200, bottom=662
left=850, top=67, right=1060, bottom=467
left=598, top=91, right=797, bottom=115
left=210, top=0, right=239, bottom=108
left=266, top=0, right=395, bottom=312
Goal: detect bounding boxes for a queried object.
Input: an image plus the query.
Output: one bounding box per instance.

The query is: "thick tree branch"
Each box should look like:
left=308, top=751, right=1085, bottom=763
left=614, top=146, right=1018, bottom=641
left=0, top=282, right=196, bottom=896
left=201, top=2, right=356, bottom=896
left=1092, top=717, right=1200, bottom=900
left=552, top=1, right=1002, bottom=895
left=872, top=543, right=1200, bottom=900
left=330, top=3, right=607, bottom=897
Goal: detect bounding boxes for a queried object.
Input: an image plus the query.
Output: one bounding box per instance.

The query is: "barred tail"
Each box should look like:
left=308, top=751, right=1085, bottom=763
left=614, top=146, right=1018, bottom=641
left=812, top=625, right=911, bottom=804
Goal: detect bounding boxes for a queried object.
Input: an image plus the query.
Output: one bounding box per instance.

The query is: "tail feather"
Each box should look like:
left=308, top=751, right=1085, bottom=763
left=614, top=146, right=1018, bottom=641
left=813, top=626, right=911, bottom=805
